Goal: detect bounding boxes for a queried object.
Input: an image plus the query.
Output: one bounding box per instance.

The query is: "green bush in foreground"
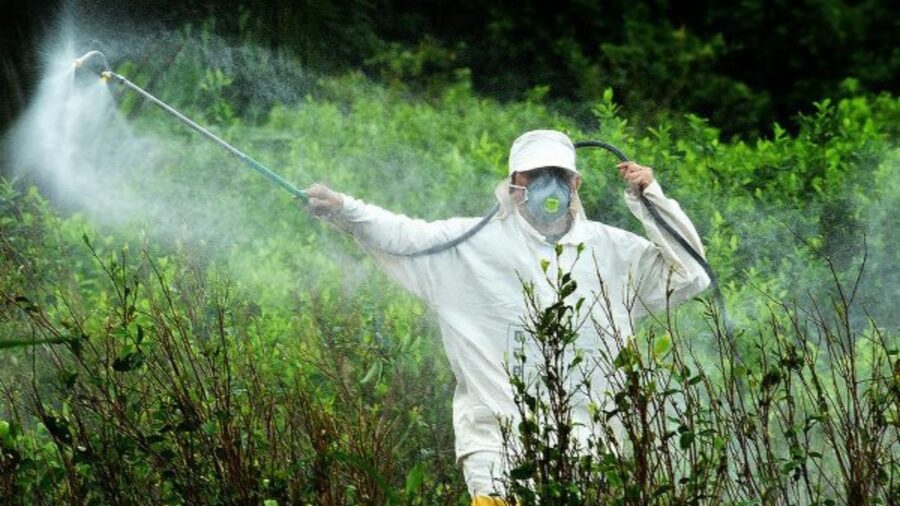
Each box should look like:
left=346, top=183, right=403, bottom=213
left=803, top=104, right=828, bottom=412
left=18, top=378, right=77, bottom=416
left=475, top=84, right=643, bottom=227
left=0, top=199, right=461, bottom=504
left=499, top=246, right=898, bottom=504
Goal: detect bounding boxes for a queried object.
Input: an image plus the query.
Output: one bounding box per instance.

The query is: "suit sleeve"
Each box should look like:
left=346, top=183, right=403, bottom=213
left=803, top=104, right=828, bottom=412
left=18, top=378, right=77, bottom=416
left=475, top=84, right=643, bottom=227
left=623, top=181, right=711, bottom=316
left=328, top=195, right=468, bottom=305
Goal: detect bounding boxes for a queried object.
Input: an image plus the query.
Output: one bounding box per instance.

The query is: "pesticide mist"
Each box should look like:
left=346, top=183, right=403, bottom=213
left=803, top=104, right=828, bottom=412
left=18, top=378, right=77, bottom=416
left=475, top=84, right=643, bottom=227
left=10, top=34, right=274, bottom=239
left=4, top=21, right=387, bottom=300
left=11, top=48, right=157, bottom=223
left=4, top=15, right=526, bottom=303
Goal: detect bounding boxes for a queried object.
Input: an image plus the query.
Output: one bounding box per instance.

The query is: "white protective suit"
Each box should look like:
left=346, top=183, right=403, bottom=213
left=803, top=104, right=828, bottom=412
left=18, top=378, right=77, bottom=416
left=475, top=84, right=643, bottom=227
left=329, top=145, right=710, bottom=496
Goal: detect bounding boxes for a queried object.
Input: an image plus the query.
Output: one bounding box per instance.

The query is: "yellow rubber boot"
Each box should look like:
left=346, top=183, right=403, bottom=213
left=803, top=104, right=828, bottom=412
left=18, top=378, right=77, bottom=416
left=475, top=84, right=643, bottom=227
left=471, top=496, right=508, bottom=506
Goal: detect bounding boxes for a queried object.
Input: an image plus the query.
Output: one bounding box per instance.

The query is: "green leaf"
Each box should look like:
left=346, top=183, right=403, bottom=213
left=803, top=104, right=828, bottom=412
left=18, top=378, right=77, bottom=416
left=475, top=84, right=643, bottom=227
left=113, top=350, right=144, bottom=372
left=679, top=431, right=695, bottom=449
left=653, top=333, right=672, bottom=358
left=404, top=463, right=426, bottom=496
left=42, top=414, right=73, bottom=445
left=603, top=87, right=614, bottom=103
left=518, top=419, right=538, bottom=435
left=540, top=258, right=550, bottom=273
left=570, top=351, right=583, bottom=368
left=361, top=359, right=383, bottom=384
left=510, top=462, right=535, bottom=480
left=614, top=347, right=636, bottom=369
left=560, top=280, right=577, bottom=299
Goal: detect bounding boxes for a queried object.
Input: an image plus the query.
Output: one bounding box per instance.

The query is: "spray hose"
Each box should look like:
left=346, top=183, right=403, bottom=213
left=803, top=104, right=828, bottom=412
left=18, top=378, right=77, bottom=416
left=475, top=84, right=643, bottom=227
left=401, top=139, right=736, bottom=344
left=573, top=141, right=735, bottom=345
left=573, top=140, right=716, bottom=285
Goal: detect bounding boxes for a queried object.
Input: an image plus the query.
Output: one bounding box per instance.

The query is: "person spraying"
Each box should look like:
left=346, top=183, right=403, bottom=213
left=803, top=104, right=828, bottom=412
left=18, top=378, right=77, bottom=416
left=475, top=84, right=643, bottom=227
left=304, top=130, right=710, bottom=504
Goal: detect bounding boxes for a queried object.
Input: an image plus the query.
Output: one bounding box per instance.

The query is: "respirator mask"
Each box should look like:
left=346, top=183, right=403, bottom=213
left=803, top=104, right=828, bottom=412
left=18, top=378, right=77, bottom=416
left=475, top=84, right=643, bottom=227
left=510, top=169, right=573, bottom=225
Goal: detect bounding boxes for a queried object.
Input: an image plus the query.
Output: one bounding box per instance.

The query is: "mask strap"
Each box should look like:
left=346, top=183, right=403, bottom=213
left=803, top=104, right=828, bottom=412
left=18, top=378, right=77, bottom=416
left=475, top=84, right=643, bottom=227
left=508, top=183, right=528, bottom=203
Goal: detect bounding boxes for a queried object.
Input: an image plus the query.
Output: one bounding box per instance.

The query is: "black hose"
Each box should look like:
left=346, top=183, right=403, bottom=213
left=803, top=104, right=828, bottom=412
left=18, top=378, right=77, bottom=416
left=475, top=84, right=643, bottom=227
left=574, top=140, right=735, bottom=345
left=399, top=204, right=500, bottom=257
left=573, top=140, right=716, bottom=282
left=393, top=139, right=736, bottom=346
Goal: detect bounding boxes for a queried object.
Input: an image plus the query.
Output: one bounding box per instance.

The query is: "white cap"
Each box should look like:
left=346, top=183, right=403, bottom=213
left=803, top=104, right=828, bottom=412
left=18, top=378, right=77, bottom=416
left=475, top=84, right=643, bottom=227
left=508, top=129, right=578, bottom=176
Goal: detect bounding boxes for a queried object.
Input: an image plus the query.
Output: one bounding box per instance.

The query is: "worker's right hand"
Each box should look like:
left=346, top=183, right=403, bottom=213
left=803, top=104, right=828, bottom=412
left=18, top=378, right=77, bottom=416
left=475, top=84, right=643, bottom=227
left=304, top=183, right=344, bottom=215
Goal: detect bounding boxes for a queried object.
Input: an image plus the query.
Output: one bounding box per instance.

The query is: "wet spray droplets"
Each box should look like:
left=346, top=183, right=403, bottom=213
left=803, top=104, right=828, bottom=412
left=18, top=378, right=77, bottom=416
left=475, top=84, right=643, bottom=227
left=7, top=34, right=277, bottom=244
left=10, top=46, right=163, bottom=224
left=4, top=22, right=373, bottom=300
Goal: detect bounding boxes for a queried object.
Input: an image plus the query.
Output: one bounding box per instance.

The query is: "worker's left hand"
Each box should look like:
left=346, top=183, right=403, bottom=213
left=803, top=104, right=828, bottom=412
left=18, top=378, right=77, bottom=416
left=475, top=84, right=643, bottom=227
left=617, top=162, right=654, bottom=193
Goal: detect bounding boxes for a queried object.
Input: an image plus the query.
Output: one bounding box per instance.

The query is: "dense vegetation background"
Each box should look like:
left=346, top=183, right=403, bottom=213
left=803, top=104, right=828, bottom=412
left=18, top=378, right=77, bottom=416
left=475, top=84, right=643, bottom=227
left=0, top=1, right=898, bottom=504
left=2, top=0, right=900, bottom=140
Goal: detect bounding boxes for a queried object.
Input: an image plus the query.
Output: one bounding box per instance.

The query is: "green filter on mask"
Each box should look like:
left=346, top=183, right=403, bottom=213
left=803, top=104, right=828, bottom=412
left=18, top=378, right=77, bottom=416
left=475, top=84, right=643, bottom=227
left=543, top=196, right=561, bottom=214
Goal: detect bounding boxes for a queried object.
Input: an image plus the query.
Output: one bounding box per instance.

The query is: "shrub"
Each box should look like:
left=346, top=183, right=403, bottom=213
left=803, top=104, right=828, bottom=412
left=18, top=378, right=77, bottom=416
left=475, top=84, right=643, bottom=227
left=498, top=246, right=898, bottom=504
left=0, top=183, right=461, bottom=504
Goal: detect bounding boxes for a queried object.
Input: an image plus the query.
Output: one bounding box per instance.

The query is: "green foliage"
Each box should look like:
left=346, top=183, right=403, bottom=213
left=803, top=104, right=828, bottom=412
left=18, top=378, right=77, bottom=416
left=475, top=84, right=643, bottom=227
left=4, top=0, right=900, bottom=139
left=0, top=193, right=461, bottom=503
left=192, top=0, right=900, bottom=137
left=2, top=33, right=899, bottom=503
left=500, top=245, right=591, bottom=505
left=500, top=247, right=898, bottom=504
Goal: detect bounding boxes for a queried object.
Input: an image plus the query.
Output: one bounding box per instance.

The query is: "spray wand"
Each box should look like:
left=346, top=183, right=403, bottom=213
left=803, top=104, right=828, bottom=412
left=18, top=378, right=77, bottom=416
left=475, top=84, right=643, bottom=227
left=73, top=50, right=308, bottom=202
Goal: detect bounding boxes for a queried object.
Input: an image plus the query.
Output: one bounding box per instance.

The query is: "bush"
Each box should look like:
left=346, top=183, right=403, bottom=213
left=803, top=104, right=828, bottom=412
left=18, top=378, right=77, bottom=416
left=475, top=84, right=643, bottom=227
left=498, top=246, right=898, bottom=504
left=0, top=201, right=461, bottom=504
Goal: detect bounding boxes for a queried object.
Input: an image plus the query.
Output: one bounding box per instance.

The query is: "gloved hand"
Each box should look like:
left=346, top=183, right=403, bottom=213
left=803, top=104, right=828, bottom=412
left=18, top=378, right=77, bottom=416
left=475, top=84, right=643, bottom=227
left=617, top=161, right=655, bottom=193
left=304, top=183, right=344, bottom=216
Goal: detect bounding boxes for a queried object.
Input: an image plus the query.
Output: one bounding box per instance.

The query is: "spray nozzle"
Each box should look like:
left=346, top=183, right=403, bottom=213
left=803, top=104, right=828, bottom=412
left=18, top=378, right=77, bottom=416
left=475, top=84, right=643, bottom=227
left=73, top=50, right=110, bottom=77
